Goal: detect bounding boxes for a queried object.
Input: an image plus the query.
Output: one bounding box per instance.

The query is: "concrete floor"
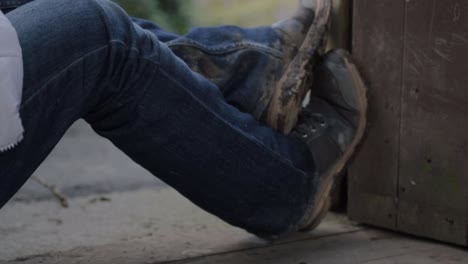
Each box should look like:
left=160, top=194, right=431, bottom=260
left=1, top=121, right=467, bottom=263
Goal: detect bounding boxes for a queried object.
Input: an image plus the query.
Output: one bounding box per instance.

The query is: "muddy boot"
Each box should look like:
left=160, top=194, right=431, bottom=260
left=292, top=49, right=367, bottom=232
left=266, top=0, right=332, bottom=134
left=273, top=0, right=326, bottom=61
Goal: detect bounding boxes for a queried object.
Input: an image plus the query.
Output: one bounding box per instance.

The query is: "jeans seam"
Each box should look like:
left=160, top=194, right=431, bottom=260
left=83, top=40, right=160, bottom=127
left=167, top=39, right=283, bottom=58
left=156, top=66, right=308, bottom=178
left=156, top=65, right=311, bottom=228
left=20, top=44, right=111, bottom=109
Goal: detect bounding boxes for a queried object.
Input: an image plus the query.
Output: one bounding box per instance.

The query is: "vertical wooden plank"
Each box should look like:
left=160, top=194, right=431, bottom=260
left=348, top=0, right=406, bottom=229
left=398, top=0, right=468, bottom=245
left=327, top=0, right=352, bottom=50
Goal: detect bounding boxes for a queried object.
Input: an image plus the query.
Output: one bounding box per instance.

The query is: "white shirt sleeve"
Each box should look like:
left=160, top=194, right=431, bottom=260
left=0, top=10, right=24, bottom=152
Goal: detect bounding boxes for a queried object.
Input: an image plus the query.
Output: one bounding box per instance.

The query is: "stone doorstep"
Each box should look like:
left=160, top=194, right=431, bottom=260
left=3, top=220, right=468, bottom=264
left=1, top=187, right=467, bottom=264
left=0, top=187, right=360, bottom=263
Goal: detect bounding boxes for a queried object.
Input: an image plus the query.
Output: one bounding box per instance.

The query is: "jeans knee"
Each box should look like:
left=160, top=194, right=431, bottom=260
left=78, top=0, right=160, bottom=60
left=13, top=0, right=136, bottom=45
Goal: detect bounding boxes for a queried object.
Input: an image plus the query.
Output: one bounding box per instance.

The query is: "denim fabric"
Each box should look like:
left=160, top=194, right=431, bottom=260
left=1, top=1, right=286, bottom=119
left=1, top=0, right=317, bottom=236
left=133, top=18, right=287, bottom=120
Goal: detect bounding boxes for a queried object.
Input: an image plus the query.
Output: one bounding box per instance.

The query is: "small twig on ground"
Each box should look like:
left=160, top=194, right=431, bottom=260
left=31, top=175, right=69, bottom=208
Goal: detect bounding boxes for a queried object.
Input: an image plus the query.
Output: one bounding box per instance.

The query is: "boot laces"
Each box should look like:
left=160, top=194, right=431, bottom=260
left=295, top=109, right=327, bottom=139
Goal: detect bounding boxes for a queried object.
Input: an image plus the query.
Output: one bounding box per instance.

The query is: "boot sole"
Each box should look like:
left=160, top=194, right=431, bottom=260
left=300, top=53, right=368, bottom=232
left=265, top=0, right=332, bottom=134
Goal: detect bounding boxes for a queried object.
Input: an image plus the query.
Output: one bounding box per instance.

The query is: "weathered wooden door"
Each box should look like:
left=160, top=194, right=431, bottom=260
left=349, top=0, right=468, bottom=245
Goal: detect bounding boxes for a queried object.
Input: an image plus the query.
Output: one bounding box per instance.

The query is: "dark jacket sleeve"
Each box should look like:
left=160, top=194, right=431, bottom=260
left=0, top=0, right=35, bottom=13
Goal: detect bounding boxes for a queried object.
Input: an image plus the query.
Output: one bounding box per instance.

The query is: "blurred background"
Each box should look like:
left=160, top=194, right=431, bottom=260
left=112, top=0, right=349, bottom=49
left=113, top=0, right=297, bottom=33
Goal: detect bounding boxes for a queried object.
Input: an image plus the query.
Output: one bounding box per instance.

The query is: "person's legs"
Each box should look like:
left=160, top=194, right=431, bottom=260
left=131, top=0, right=331, bottom=134
left=1, top=0, right=317, bottom=236
left=2, top=1, right=322, bottom=122
left=132, top=17, right=287, bottom=120
left=132, top=0, right=326, bottom=121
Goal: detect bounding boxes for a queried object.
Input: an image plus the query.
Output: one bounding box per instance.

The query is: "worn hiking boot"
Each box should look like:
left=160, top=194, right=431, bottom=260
left=273, top=0, right=327, bottom=61
left=292, top=49, right=368, bottom=231
left=265, top=0, right=331, bottom=134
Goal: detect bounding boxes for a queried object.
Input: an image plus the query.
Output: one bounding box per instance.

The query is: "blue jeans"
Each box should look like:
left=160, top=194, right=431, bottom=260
left=1, top=0, right=317, bottom=236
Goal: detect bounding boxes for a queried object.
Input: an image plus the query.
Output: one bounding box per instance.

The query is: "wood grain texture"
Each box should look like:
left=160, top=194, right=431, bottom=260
left=348, top=0, right=406, bottom=230
left=398, top=0, right=468, bottom=245
left=350, top=0, right=468, bottom=245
